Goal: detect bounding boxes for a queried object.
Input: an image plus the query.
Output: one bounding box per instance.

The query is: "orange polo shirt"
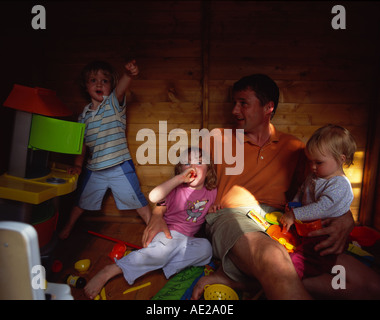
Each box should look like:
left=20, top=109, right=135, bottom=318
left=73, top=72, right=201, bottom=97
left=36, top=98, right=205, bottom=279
left=209, top=124, right=307, bottom=210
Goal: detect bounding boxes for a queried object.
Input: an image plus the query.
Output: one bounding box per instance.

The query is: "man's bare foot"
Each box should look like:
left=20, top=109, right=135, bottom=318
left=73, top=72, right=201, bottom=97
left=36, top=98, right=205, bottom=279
left=191, top=266, right=260, bottom=300
left=84, top=264, right=122, bottom=299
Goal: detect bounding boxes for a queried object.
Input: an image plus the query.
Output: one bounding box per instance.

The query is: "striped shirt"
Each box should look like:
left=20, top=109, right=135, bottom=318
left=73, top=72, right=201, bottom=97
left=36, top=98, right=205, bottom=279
left=79, top=90, right=131, bottom=171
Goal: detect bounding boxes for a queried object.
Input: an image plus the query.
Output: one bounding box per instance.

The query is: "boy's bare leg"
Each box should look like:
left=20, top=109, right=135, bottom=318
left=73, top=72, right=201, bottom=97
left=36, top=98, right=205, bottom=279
left=136, top=205, right=151, bottom=224
left=59, top=206, right=84, bottom=239
left=84, top=264, right=123, bottom=299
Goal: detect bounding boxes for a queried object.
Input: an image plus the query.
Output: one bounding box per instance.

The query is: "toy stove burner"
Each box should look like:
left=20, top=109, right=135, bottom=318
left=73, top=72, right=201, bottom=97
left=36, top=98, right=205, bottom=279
left=46, top=177, right=66, bottom=184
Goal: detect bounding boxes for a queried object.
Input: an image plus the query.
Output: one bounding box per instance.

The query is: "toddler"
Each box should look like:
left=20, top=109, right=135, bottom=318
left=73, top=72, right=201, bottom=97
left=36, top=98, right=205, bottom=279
left=280, top=124, right=357, bottom=279
left=84, top=147, right=217, bottom=299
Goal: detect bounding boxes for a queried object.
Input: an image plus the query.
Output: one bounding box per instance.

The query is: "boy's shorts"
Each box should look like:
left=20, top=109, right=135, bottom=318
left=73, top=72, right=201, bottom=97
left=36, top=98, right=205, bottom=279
left=78, top=159, right=148, bottom=211
left=205, top=205, right=276, bottom=282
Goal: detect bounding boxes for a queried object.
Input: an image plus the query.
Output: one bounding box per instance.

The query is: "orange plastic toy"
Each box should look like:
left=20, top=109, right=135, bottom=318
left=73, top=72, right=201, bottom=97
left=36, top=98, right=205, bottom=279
left=295, top=219, right=322, bottom=237
left=267, top=225, right=299, bottom=253
left=3, top=84, right=72, bottom=117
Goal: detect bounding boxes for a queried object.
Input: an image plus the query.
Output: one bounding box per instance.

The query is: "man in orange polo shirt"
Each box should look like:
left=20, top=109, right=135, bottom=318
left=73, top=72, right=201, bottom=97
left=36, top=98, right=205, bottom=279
left=143, top=74, right=356, bottom=299
left=193, top=74, right=312, bottom=299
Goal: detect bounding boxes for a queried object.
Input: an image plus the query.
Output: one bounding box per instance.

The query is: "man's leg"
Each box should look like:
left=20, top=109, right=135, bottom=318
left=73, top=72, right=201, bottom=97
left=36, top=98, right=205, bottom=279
left=192, top=231, right=311, bottom=300
left=303, top=252, right=380, bottom=299
left=228, top=231, right=311, bottom=300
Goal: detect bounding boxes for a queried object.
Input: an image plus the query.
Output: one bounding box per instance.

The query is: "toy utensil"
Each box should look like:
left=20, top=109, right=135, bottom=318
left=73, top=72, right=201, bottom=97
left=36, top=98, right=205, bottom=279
left=123, top=282, right=151, bottom=294
left=87, top=230, right=142, bottom=249
left=94, top=287, right=107, bottom=300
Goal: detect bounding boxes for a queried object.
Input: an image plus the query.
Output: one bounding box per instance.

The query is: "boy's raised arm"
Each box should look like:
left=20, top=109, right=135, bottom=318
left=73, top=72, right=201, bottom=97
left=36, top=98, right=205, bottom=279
left=115, top=60, right=139, bottom=103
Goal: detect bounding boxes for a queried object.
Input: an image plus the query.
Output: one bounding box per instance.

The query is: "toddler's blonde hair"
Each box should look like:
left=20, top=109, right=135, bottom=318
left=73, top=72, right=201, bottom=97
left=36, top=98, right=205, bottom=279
left=306, top=124, right=357, bottom=167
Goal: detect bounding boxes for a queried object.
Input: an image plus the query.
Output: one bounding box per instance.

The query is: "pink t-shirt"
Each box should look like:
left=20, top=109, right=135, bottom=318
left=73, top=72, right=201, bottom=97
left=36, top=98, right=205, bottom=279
left=164, top=184, right=217, bottom=237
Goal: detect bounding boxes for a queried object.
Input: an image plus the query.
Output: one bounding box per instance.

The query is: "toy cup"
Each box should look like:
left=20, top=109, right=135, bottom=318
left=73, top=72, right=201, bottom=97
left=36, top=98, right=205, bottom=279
left=295, top=219, right=322, bottom=237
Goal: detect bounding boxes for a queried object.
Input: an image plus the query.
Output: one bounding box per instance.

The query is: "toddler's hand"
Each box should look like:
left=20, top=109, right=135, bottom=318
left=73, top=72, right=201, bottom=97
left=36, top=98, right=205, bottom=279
left=181, top=168, right=196, bottom=183
left=280, top=209, right=295, bottom=232
left=125, top=60, right=139, bottom=77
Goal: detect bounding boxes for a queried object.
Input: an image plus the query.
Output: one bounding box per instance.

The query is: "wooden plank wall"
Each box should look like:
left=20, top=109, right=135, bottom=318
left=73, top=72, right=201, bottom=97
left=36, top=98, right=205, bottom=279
left=1, top=1, right=380, bottom=225
left=41, top=1, right=204, bottom=218
left=205, top=1, right=380, bottom=222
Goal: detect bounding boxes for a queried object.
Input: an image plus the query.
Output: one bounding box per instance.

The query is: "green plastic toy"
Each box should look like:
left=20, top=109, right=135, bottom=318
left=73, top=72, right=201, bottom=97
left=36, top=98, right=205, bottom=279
left=28, top=114, right=85, bottom=155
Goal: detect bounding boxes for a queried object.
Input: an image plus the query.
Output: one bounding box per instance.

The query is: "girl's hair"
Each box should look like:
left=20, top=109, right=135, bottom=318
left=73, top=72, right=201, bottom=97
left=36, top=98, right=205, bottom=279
left=174, top=147, right=217, bottom=190
left=306, top=124, right=357, bottom=167
left=80, top=61, right=118, bottom=97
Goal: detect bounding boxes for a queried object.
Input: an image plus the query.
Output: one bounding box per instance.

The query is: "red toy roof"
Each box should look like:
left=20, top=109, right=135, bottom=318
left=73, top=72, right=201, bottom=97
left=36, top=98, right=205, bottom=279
left=3, top=84, right=72, bottom=117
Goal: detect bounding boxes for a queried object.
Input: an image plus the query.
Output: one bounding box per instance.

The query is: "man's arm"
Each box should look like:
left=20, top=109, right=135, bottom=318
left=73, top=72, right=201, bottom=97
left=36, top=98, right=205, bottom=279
left=308, top=210, right=354, bottom=256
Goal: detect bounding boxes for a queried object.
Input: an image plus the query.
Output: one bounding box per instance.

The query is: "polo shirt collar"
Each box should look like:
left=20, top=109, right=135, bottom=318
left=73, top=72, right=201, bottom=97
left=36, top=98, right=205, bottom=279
left=243, top=123, right=280, bottom=144
left=81, top=95, right=108, bottom=119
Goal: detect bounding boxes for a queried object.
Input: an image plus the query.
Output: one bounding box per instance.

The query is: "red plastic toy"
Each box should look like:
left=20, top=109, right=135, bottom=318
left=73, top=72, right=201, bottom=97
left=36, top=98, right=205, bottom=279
left=350, top=226, right=380, bottom=247
left=294, top=219, right=322, bottom=237
left=108, top=242, right=127, bottom=261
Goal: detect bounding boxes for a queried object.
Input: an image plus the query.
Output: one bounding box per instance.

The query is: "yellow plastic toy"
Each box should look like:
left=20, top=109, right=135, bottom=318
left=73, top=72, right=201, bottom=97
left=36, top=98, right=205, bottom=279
left=265, top=211, right=283, bottom=225
left=74, top=259, right=91, bottom=273
left=123, top=281, right=151, bottom=295
left=94, top=287, right=107, bottom=300
left=203, top=284, right=239, bottom=300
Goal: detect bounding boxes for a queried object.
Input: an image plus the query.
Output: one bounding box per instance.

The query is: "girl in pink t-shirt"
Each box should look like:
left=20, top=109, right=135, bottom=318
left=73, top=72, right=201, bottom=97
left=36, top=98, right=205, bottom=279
left=84, top=147, right=217, bottom=299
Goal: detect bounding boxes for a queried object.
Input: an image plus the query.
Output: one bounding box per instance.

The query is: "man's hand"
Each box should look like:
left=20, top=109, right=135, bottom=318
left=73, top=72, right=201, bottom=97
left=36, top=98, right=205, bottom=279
left=308, top=210, right=354, bottom=256
left=142, top=205, right=172, bottom=247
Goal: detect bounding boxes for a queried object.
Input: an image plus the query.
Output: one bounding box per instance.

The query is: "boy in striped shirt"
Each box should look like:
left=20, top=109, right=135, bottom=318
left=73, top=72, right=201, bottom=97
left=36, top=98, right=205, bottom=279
left=59, top=60, right=151, bottom=239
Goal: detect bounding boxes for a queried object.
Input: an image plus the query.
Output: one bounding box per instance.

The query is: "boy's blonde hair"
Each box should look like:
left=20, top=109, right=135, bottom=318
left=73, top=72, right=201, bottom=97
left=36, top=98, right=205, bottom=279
left=306, top=124, right=357, bottom=167
left=80, top=61, right=118, bottom=98
left=174, top=147, right=217, bottom=191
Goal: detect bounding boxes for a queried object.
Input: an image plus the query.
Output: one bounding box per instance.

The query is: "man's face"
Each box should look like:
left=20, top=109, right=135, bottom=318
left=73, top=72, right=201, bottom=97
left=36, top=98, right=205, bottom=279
left=232, top=89, right=269, bottom=134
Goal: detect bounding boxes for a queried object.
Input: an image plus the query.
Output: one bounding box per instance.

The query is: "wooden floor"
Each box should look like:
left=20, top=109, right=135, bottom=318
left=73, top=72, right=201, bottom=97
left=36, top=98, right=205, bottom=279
left=48, top=209, right=380, bottom=301
left=49, top=211, right=169, bottom=300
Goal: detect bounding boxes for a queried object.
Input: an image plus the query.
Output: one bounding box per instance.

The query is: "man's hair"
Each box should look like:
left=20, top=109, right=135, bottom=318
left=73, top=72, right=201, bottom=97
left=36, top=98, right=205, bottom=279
left=233, top=74, right=280, bottom=118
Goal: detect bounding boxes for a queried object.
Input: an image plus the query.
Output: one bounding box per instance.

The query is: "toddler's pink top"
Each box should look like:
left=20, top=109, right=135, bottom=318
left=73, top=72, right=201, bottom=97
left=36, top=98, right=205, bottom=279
left=164, top=184, right=217, bottom=237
